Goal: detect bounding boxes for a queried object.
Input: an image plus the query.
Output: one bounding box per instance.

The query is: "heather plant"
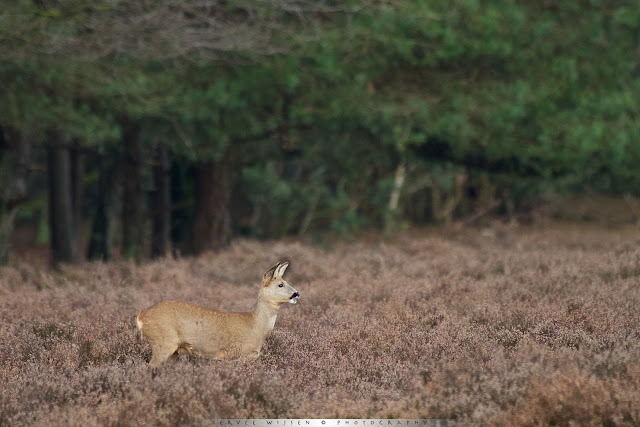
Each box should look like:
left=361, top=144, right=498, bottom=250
left=1, top=224, right=640, bottom=425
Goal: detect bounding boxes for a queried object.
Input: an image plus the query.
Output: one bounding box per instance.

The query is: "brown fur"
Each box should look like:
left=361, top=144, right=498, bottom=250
left=137, top=261, right=299, bottom=366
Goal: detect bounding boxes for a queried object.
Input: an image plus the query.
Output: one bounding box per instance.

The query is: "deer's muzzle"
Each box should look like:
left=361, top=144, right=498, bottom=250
left=289, top=292, right=300, bottom=304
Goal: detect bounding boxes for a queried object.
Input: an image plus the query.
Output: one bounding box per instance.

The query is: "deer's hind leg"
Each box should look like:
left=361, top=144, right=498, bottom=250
left=149, top=341, right=180, bottom=367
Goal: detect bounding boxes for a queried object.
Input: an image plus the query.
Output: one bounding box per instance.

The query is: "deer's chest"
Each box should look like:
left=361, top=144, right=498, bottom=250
left=267, top=315, right=277, bottom=330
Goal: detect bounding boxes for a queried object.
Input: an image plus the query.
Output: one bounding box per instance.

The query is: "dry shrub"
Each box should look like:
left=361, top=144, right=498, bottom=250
left=2, top=223, right=640, bottom=424
left=492, top=367, right=640, bottom=426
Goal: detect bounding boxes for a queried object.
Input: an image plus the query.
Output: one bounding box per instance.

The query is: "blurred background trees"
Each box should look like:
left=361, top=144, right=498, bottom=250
left=1, top=0, right=639, bottom=265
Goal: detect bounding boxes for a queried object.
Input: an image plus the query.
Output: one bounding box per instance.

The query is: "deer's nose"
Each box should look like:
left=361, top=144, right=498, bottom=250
left=291, top=292, right=300, bottom=299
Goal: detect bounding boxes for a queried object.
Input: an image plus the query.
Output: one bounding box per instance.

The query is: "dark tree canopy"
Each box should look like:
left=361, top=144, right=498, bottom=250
left=1, top=0, right=639, bottom=263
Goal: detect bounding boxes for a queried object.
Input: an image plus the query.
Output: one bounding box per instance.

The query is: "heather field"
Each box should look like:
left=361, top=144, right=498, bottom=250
left=2, top=223, right=640, bottom=425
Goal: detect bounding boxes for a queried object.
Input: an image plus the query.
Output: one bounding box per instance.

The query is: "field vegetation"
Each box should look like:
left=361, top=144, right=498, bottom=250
left=2, top=223, right=640, bottom=425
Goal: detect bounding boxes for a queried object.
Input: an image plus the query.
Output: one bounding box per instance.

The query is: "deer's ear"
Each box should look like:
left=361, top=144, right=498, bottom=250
left=262, top=264, right=279, bottom=285
left=262, top=261, right=289, bottom=285
left=274, top=261, right=289, bottom=278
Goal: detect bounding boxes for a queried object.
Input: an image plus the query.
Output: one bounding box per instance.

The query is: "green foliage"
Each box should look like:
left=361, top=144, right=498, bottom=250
left=1, top=0, right=639, bottom=241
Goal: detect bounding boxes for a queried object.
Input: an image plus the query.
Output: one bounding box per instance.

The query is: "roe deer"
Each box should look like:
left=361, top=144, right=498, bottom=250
left=136, top=261, right=299, bottom=367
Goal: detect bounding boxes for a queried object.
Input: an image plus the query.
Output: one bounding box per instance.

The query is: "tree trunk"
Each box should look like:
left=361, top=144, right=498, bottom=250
left=121, top=122, right=146, bottom=262
left=70, top=146, right=85, bottom=249
left=167, top=161, right=194, bottom=254
left=192, top=153, right=231, bottom=254
left=0, top=205, right=19, bottom=265
left=151, top=147, right=171, bottom=258
left=384, top=161, right=406, bottom=232
left=0, top=127, right=30, bottom=265
left=48, top=140, right=76, bottom=266
left=88, top=152, right=116, bottom=261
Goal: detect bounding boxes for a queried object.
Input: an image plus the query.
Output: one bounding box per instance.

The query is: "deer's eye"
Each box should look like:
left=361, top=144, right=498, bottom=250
left=278, top=283, right=284, bottom=288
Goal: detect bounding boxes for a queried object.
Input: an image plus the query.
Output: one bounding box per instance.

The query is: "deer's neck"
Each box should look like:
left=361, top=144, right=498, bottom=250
left=253, top=297, right=280, bottom=335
